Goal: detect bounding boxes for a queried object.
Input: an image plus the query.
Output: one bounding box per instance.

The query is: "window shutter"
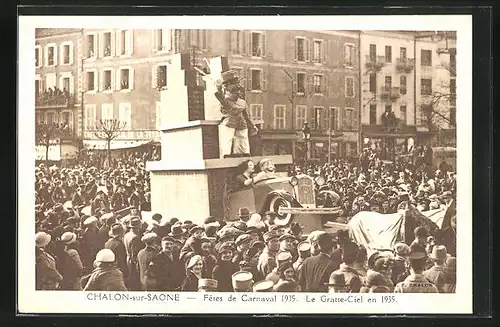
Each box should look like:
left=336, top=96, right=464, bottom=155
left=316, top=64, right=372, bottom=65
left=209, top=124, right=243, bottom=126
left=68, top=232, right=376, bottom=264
left=190, top=30, right=196, bottom=47
left=126, top=30, right=133, bottom=55
left=99, top=33, right=104, bottom=58
left=261, top=33, right=266, bottom=57
left=44, top=46, right=48, bottom=66
left=293, top=38, right=298, bottom=62
left=94, top=71, right=99, bottom=92
left=247, top=31, right=252, bottom=56
left=152, top=65, right=157, bottom=89
left=307, top=74, right=313, bottom=94
left=110, top=31, right=116, bottom=56
left=323, top=74, right=328, bottom=95
left=98, top=71, right=103, bottom=92
left=129, top=68, right=134, bottom=90
left=352, top=109, right=358, bottom=131
left=247, top=68, right=252, bottom=91
left=59, top=46, right=64, bottom=65
left=69, top=44, right=74, bottom=65
left=161, top=29, right=169, bottom=51
left=239, top=68, right=246, bottom=90
left=227, top=30, right=232, bottom=53
left=293, top=80, right=297, bottom=94
left=322, top=40, right=327, bottom=64
left=342, top=108, right=347, bottom=131
left=53, top=45, right=58, bottom=66
left=305, top=39, right=310, bottom=62
left=110, top=69, right=115, bottom=91
left=69, top=75, right=74, bottom=94
left=261, top=70, right=267, bottom=91
left=115, top=70, right=121, bottom=91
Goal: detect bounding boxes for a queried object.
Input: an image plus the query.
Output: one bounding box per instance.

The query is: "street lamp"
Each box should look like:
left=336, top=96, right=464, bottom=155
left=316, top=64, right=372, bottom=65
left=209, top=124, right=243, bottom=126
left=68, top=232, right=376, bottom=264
left=302, top=122, right=311, bottom=166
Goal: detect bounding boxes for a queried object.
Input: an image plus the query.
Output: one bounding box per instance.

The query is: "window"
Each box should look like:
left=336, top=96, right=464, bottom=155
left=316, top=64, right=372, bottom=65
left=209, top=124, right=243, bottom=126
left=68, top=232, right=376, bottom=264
left=400, top=47, right=407, bottom=60
left=86, top=71, right=96, bottom=91
left=61, top=43, right=71, bottom=65
left=119, top=102, right=132, bottom=129
left=35, top=111, right=43, bottom=124
left=421, top=49, right=432, bottom=66
left=296, top=37, right=306, bottom=62
left=296, top=105, right=307, bottom=128
left=312, top=40, right=323, bottom=63
left=250, top=104, right=263, bottom=122
left=344, top=142, right=358, bottom=157
left=344, top=44, right=355, bottom=67
left=154, top=29, right=171, bottom=52
left=345, top=77, right=354, bottom=98
left=46, top=45, right=56, bottom=66
left=385, top=104, right=392, bottom=113
left=35, top=46, right=41, bottom=68
left=230, top=30, right=243, bottom=54
left=369, top=104, right=377, bottom=125
left=421, top=78, right=432, bottom=95
left=344, top=108, right=354, bottom=130
left=101, top=103, right=114, bottom=120
left=103, top=32, right=112, bottom=57
left=313, top=107, right=324, bottom=131
left=118, top=30, right=133, bottom=55
left=329, top=107, right=339, bottom=130
left=62, top=111, right=73, bottom=131
left=61, top=76, right=71, bottom=93
left=385, top=76, right=392, bottom=89
left=251, top=32, right=265, bottom=57
left=400, top=75, right=407, bottom=94
left=192, top=29, right=208, bottom=50
left=155, top=65, right=167, bottom=89
left=119, top=68, right=133, bottom=90
left=313, top=74, right=323, bottom=94
left=400, top=105, right=407, bottom=123
left=103, top=70, right=112, bottom=91
left=385, top=46, right=392, bottom=63
left=369, top=73, right=377, bottom=93
left=35, top=80, right=40, bottom=99
left=45, top=73, right=57, bottom=90
left=173, top=29, right=182, bottom=53
left=250, top=69, right=261, bottom=90
left=369, top=44, right=377, bottom=61
left=274, top=105, right=286, bottom=129
left=86, top=34, right=96, bottom=58
left=296, top=73, right=306, bottom=93
left=85, top=104, right=96, bottom=130
left=46, top=112, right=55, bottom=124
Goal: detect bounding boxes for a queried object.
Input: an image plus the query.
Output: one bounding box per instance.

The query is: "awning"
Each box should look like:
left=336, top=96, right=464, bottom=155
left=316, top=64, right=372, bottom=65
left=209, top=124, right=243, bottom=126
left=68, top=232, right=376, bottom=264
left=83, top=139, right=151, bottom=150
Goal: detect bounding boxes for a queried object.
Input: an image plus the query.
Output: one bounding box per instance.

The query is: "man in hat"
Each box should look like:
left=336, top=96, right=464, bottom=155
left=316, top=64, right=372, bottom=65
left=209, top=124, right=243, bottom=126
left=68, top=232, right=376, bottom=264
left=294, top=241, right=311, bottom=272
left=123, top=217, right=144, bottom=291
left=299, top=233, right=338, bottom=292
left=332, top=241, right=362, bottom=293
left=179, top=225, right=204, bottom=262
left=215, top=70, right=255, bottom=158
left=147, top=236, right=184, bottom=291
left=327, top=272, right=348, bottom=293
left=200, top=238, right=218, bottom=278
left=98, top=213, right=116, bottom=249
left=254, top=158, right=278, bottom=184
left=423, top=245, right=448, bottom=293
left=233, top=234, right=253, bottom=266
left=237, top=207, right=251, bottom=223
left=80, top=216, right=100, bottom=274
left=394, top=244, right=438, bottom=293
left=213, top=242, right=239, bottom=292
left=82, top=249, right=128, bottom=291
left=411, top=226, right=429, bottom=248
left=129, top=183, right=146, bottom=211
left=257, top=231, right=280, bottom=278
left=90, top=189, right=109, bottom=216
left=137, top=233, right=159, bottom=290
left=111, top=184, right=129, bottom=212
left=392, top=242, right=410, bottom=285
left=279, top=233, right=298, bottom=261
left=104, top=223, right=128, bottom=279
left=232, top=271, right=254, bottom=292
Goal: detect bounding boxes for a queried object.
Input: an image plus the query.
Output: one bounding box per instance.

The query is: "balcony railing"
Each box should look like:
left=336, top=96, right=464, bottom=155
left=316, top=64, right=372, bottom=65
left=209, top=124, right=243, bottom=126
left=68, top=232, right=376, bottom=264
left=365, top=55, right=386, bottom=73
left=380, top=86, right=400, bottom=101
left=396, top=58, right=415, bottom=73
left=83, top=129, right=161, bottom=140
left=36, top=91, right=75, bottom=108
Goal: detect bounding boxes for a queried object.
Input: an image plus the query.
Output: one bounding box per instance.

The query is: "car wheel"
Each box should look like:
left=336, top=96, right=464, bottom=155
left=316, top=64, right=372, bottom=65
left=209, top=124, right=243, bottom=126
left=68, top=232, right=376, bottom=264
left=269, top=195, right=292, bottom=226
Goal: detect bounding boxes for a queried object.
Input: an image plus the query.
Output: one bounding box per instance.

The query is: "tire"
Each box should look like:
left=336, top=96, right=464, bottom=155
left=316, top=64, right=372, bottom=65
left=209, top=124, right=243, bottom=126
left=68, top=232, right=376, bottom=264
left=269, top=195, right=293, bottom=226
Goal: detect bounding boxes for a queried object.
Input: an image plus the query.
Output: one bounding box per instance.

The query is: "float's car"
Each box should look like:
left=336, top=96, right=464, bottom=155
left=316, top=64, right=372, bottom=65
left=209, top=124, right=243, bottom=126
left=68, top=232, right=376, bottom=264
left=225, top=174, right=342, bottom=226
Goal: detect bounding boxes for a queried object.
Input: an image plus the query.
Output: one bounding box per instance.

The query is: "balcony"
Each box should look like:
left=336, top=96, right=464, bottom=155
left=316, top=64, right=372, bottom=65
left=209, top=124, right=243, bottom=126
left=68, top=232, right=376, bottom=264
left=36, top=91, right=75, bottom=109
left=380, top=86, right=400, bottom=101
left=83, top=129, right=161, bottom=141
left=365, top=55, right=386, bottom=73
left=396, top=58, right=415, bottom=73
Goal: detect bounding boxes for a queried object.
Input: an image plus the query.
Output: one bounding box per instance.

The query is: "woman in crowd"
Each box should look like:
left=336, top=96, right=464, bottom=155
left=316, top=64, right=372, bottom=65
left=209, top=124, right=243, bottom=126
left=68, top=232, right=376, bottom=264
left=212, top=244, right=238, bottom=292
left=273, top=262, right=300, bottom=292
left=59, top=232, right=84, bottom=290
left=233, top=159, right=256, bottom=191
left=181, top=255, right=204, bottom=292
left=83, top=249, right=127, bottom=291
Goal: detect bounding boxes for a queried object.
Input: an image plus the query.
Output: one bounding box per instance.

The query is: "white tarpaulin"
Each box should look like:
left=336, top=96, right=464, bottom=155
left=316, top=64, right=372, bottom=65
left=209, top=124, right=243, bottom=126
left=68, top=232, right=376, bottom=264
left=422, top=206, right=447, bottom=229
left=347, top=211, right=406, bottom=252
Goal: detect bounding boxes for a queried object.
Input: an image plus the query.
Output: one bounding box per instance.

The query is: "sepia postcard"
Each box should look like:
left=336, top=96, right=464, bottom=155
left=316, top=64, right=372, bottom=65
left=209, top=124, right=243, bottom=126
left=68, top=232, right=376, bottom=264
left=18, top=14, right=472, bottom=314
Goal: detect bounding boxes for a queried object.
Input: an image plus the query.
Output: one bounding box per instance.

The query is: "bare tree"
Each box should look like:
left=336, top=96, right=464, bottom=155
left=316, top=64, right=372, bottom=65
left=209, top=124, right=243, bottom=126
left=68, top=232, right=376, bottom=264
left=36, top=123, right=60, bottom=164
left=88, top=119, right=127, bottom=167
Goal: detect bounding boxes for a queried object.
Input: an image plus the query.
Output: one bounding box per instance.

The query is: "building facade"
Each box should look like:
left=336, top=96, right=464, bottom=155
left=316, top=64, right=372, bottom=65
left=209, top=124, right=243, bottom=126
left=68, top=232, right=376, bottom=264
left=35, top=28, right=83, bottom=137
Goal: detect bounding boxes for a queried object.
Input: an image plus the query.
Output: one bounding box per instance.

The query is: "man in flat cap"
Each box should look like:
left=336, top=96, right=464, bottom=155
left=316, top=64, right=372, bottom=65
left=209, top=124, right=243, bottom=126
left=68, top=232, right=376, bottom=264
left=104, top=223, right=128, bottom=279
left=257, top=231, right=280, bottom=278
left=146, top=236, right=184, bottom=291
left=137, top=233, right=159, bottom=290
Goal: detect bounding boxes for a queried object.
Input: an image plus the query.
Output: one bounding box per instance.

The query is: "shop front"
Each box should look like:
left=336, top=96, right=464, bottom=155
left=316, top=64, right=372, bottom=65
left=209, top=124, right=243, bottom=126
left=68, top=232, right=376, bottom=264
left=361, top=124, right=417, bottom=162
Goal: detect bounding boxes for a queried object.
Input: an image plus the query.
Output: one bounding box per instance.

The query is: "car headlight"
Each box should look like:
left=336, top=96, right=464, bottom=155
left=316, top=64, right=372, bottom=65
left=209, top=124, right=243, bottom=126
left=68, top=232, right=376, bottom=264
left=315, top=176, right=326, bottom=186
left=290, top=176, right=299, bottom=186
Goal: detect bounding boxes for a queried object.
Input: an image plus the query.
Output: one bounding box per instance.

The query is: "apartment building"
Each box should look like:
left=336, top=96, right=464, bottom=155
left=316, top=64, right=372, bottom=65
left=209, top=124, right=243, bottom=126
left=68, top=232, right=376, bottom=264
left=214, top=29, right=361, bottom=161
left=80, top=29, right=212, bottom=149
left=35, top=28, right=83, bottom=137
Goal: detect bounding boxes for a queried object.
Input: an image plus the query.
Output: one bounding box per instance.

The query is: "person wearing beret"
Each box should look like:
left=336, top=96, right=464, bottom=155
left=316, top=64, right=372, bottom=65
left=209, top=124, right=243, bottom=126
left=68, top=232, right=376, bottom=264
left=232, top=234, right=253, bottom=266
left=212, top=242, right=238, bottom=292
left=181, top=255, right=204, bottom=292
left=59, top=232, right=84, bottom=290
left=137, top=233, right=160, bottom=291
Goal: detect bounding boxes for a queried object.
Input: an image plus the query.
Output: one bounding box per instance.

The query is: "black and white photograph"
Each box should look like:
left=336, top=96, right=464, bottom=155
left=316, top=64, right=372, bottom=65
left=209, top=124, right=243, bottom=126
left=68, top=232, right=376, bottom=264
left=18, top=15, right=472, bottom=314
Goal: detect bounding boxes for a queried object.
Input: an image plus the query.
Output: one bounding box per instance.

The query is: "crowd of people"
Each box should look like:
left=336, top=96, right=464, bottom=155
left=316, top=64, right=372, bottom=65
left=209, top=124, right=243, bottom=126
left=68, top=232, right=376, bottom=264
left=34, top=146, right=457, bottom=294
left=36, top=87, right=73, bottom=106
